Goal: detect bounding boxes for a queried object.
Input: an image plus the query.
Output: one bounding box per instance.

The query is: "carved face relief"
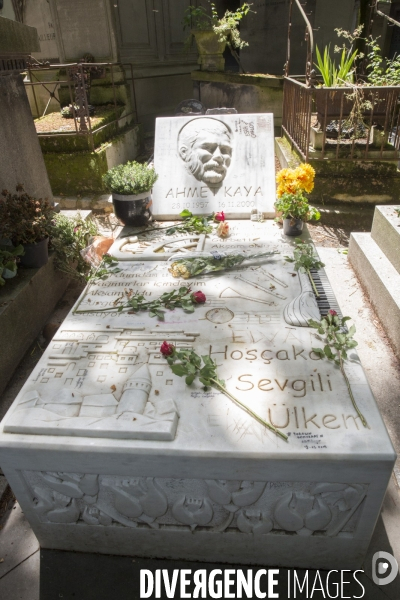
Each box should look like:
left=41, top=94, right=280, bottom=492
left=178, top=118, right=233, bottom=187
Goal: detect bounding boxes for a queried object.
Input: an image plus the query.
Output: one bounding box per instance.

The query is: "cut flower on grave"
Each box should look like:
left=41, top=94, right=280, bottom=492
left=161, top=344, right=288, bottom=441
left=309, top=313, right=368, bottom=429
left=217, top=221, right=230, bottom=238
left=74, top=287, right=206, bottom=320
left=168, top=250, right=278, bottom=279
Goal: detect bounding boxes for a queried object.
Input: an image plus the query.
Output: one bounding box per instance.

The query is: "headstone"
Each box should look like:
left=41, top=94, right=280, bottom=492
left=0, top=221, right=395, bottom=568
left=49, top=0, right=118, bottom=62
left=152, top=114, right=276, bottom=220
left=24, top=0, right=59, bottom=62
left=206, top=108, right=238, bottom=114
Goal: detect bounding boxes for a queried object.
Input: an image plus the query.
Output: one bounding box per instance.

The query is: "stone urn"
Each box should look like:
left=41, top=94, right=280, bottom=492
left=192, top=30, right=226, bottom=72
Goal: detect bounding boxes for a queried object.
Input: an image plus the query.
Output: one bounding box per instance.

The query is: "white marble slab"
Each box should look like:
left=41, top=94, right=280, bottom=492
left=0, top=221, right=395, bottom=568
left=152, top=114, right=276, bottom=219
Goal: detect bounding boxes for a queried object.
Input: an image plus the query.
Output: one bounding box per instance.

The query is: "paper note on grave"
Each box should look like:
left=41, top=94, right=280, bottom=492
left=152, top=114, right=276, bottom=219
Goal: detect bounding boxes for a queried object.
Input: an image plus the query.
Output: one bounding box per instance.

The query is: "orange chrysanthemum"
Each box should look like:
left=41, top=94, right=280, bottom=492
left=276, top=163, right=315, bottom=196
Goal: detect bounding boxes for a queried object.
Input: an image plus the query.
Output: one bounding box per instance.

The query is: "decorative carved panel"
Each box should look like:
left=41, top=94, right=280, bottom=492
left=23, top=470, right=368, bottom=538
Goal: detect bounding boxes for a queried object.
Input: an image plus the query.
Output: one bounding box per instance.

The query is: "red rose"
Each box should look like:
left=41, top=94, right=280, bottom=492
left=160, top=341, right=175, bottom=356
left=328, top=309, right=337, bottom=316
left=214, top=211, right=225, bottom=222
left=191, top=291, right=206, bottom=304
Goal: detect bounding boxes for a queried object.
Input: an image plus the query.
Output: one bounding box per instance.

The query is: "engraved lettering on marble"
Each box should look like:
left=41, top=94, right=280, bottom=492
left=23, top=471, right=368, bottom=538
left=178, top=118, right=233, bottom=188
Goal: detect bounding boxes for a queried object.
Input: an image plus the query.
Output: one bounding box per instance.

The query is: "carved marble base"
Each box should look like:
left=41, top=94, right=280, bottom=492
left=0, top=221, right=395, bottom=568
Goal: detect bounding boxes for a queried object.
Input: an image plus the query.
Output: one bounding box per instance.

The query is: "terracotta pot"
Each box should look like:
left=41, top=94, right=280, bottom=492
left=112, top=191, right=152, bottom=227
left=283, top=218, right=304, bottom=236
left=20, top=237, right=49, bottom=268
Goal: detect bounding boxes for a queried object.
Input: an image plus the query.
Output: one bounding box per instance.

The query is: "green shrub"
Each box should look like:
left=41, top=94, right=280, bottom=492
left=275, top=192, right=320, bottom=222
left=50, top=213, right=98, bottom=281
left=0, top=186, right=54, bottom=245
left=102, top=161, right=158, bottom=195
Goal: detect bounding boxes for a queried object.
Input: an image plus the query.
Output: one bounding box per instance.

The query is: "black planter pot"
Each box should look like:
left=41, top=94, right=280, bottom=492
left=283, top=218, right=304, bottom=237
left=112, top=192, right=152, bottom=227
left=20, top=237, right=49, bottom=268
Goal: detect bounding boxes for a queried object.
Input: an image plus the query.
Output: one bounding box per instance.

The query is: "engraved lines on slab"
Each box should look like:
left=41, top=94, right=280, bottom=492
left=284, top=270, right=321, bottom=327
left=231, top=312, right=280, bottom=325
left=234, top=275, right=287, bottom=300
left=72, top=263, right=161, bottom=313
left=108, top=234, right=206, bottom=261
left=23, top=471, right=368, bottom=538
left=33, top=327, right=198, bottom=380
left=6, top=328, right=207, bottom=440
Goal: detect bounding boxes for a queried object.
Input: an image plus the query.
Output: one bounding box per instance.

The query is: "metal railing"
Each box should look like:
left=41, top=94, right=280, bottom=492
left=284, top=0, right=315, bottom=87
left=24, top=61, right=138, bottom=152
left=282, top=77, right=400, bottom=162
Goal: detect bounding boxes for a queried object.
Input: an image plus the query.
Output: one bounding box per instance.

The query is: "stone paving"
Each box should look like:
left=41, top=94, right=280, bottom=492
left=0, top=219, right=399, bottom=599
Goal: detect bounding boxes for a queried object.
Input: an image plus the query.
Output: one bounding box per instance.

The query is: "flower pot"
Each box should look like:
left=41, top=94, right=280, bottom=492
left=274, top=202, right=283, bottom=224
left=283, top=218, right=304, bottom=236
left=20, top=237, right=49, bottom=268
left=2, top=267, right=17, bottom=279
left=112, top=191, right=153, bottom=227
left=192, top=29, right=226, bottom=72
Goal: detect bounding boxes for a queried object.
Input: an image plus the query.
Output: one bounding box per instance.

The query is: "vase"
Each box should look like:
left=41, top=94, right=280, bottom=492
left=20, top=237, right=49, bottom=268
left=112, top=191, right=153, bottom=227
left=192, top=30, right=226, bottom=72
left=283, top=218, right=304, bottom=236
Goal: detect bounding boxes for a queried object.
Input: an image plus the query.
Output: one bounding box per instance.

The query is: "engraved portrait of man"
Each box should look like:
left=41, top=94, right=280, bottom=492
left=177, top=118, right=233, bottom=187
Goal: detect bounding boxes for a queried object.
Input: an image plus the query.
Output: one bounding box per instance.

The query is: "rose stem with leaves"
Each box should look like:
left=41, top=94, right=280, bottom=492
left=285, top=239, right=325, bottom=298
left=160, top=344, right=288, bottom=442
left=309, top=311, right=368, bottom=428
left=208, top=377, right=288, bottom=441
left=74, top=287, right=206, bottom=320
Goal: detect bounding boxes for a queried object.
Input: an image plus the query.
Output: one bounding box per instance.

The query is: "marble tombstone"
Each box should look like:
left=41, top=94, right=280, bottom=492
left=0, top=221, right=395, bottom=569
left=152, top=114, right=276, bottom=219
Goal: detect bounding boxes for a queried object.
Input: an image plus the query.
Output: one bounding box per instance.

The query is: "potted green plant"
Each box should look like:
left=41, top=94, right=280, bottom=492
left=102, top=161, right=158, bottom=227
left=183, top=2, right=252, bottom=72
left=314, top=30, right=398, bottom=128
left=0, top=186, right=54, bottom=268
left=0, top=244, right=24, bottom=285
left=275, top=164, right=320, bottom=236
